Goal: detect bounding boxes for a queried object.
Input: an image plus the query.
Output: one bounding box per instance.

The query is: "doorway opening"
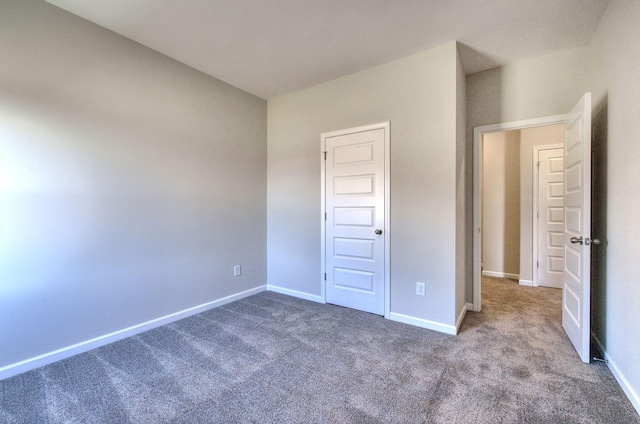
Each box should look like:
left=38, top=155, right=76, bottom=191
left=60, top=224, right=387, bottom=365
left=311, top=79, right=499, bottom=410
left=481, top=125, right=565, bottom=292
left=473, top=115, right=568, bottom=312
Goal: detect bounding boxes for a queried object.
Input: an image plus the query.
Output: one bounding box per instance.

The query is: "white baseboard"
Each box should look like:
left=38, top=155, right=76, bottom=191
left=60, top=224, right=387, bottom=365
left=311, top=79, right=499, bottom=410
left=0, top=285, right=267, bottom=381
left=268, top=285, right=460, bottom=336
left=466, top=302, right=474, bottom=311
left=268, top=286, right=460, bottom=337
left=592, top=332, right=640, bottom=416
left=389, top=312, right=457, bottom=335
left=482, top=270, right=520, bottom=280
left=267, top=284, right=324, bottom=303
left=519, top=279, right=534, bottom=286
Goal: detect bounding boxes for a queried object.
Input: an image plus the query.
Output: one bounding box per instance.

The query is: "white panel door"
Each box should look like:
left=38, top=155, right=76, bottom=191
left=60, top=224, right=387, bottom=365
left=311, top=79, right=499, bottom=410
left=324, top=127, right=385, bottom=315
left=537, top=147, right=564, bottom=288
left=562, top=93, right=592, bottom=363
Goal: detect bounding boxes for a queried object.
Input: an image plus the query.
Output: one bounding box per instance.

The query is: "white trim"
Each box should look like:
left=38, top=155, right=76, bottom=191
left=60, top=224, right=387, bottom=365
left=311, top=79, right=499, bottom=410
left=481, top=270, right=520, bottom=280
left=455, top=306, right=467, bottom=333
left=321, top=121, right=391, bottom=318
left=473, top=114, right=568, bottom=312
left=383, top=123, right=390, bottom=319
left=532, top=144, right=563, bottom=288
left=267, top=285, right=324, bottom=303
left=466, top=302, right=474, bottom=311
left=320, top=128, right=327, bottom=304
left=518, top=279, right=534, bottom=287
left=389, top=312, right=457, bottom=336
left=604, top=356, right=640, bottom=415
left=592, top=332, right=640, bottom=415
left=389, top=312, right=457, bottom=335
left=0, top=285, right=267, bottom=381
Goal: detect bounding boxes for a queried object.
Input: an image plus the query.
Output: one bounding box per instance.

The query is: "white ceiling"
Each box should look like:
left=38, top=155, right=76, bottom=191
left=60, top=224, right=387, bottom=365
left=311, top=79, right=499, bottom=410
left=45, top=0, right=610, bottom=100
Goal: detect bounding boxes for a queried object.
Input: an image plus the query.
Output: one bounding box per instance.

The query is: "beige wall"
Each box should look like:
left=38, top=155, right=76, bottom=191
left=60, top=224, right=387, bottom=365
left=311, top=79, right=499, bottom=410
left=482, top=130, right=521, bottom=277
left=518, top=125, right=564, bottom=284
left=587, top=0, right=640, bottom=409
left=467, top=47, right=590, bottom=130
left=0, top=0, right=267, bottom=371
left=268, top=43, right=461, bottom=329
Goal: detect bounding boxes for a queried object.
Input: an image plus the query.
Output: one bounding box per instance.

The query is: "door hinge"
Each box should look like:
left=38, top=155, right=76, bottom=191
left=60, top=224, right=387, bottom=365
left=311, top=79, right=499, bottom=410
left=537, top=161, right=541, bottom=168
left=324, top=273, right=327, bottom=281
left=323, top=151, right=327, bottom=160
left=537, top=261, right=539, bottom=268
left=325, top=212, right=327, bottom=221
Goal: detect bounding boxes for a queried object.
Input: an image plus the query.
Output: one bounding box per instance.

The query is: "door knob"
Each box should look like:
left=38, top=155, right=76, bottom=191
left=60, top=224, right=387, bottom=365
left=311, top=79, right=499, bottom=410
left=375, top=229, right=383, bottom=235
left=570, top=236, right=583, bottom=245
left=591, top=238, right=601, bottom=245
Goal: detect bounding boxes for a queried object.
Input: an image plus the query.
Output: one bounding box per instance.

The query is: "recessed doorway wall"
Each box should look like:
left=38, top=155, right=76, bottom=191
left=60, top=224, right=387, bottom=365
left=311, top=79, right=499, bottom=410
left=482, top=130, right=521, bottom=281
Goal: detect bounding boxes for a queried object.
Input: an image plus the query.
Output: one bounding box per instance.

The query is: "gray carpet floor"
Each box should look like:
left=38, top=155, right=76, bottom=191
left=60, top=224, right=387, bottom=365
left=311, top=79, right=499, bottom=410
left=1, top=277, right=638, bottom=423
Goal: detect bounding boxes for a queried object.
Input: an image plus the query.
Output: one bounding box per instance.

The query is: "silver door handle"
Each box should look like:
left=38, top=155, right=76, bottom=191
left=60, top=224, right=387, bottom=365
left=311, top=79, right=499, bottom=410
left=591, top=238, right=601, bottom=245
left=570, top=236, right=583, bottom=245
left=375, top=229, right=382, bottom=235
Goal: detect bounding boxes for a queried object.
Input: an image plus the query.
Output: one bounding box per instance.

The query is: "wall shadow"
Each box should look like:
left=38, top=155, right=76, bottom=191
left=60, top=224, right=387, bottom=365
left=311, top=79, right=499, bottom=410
left=591, top=94, right=608, bottom=357
left=502, top=132, right=521, bottom=276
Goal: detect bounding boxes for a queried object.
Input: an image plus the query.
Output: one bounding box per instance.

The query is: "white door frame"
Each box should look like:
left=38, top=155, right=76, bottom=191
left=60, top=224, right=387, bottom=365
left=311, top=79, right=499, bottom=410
left=473, top=115, right=568, bottom=311
left=532, top=144, right=564, bottom=288
left=320, top=121, right=391, bottom=318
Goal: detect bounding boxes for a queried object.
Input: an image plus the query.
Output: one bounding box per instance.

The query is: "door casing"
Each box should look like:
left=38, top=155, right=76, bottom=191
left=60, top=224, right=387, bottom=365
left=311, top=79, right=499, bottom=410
left=321, top=121, right=391, bottom=318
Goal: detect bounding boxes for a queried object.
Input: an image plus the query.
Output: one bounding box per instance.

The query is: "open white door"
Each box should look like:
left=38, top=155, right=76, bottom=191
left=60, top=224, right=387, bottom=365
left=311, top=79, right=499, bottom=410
left=562, top=93, right=592, bottom=363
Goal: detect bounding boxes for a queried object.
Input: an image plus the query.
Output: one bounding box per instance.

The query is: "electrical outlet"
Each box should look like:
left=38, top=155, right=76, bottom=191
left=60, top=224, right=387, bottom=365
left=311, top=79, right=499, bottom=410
left=234, top=265, right=241, bottom=277
left=416, top=282, right=426, bottom=296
